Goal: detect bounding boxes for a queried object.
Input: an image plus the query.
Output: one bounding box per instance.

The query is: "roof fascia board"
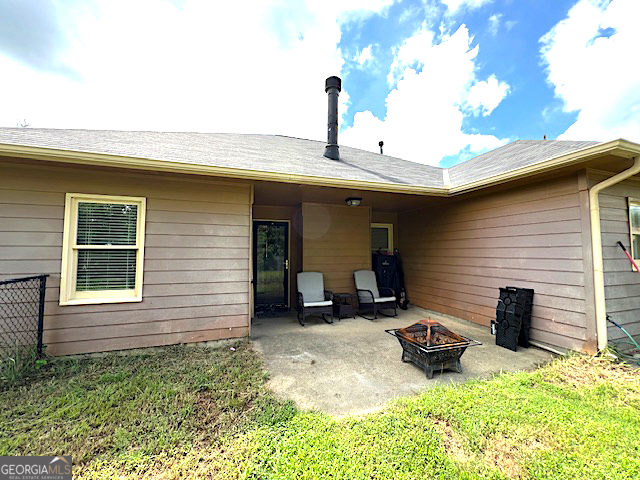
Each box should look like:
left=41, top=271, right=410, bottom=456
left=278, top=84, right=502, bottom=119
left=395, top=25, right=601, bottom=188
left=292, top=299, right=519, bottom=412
left=0, top=143, right=448, bottom=197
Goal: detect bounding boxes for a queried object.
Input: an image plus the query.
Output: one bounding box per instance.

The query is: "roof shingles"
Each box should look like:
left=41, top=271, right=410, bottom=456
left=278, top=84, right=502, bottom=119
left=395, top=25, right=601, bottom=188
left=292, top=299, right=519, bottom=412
left=448, top=139, right=599, bottom=186
left=0, top=128, right=602, bottom=190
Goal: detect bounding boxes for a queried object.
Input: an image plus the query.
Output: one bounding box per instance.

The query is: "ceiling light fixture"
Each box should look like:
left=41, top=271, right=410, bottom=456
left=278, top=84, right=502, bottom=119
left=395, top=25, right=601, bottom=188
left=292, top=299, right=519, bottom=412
left=345, top=196, right=362, bottom=207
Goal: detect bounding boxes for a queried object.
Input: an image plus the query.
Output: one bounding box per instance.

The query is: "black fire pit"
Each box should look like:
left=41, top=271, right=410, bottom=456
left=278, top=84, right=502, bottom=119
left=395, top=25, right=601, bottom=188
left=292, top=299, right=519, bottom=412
left=386, top=320, right=481, bottom=379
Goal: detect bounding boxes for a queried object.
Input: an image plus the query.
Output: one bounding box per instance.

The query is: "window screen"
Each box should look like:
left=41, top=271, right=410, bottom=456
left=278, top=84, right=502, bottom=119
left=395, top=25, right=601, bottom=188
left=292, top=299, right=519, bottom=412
left=371, top=225, right=392, bottom=252
left=75, top=203, right=139, bottom=291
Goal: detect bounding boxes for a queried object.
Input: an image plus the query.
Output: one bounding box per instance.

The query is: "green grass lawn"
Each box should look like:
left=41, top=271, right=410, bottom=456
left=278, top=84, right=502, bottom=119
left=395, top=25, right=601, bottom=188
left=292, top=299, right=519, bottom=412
left=1, top=342, right=639, bottom=479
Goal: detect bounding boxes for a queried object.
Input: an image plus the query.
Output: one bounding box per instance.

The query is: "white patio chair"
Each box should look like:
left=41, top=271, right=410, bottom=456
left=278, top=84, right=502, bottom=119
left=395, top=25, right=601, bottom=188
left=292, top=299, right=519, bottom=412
left=296, top=272, right=333, bottom=326
left=354, top=270, right=397, bottom=320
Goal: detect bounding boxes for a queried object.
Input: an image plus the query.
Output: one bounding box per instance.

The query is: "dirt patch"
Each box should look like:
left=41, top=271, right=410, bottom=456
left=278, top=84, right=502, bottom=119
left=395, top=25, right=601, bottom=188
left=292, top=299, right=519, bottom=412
left=483, top=433, right=553, bottom=479
left=135, top=439, right=250, bottom=480
left=433, top=419, right=472, bottom=465
left=483, top=435, right=526, bottom=479
left=433, top=421, right=532, bottom=479
left=192, top=390, right=259, bottom=444
left=434, top=417, right=555, bottom=480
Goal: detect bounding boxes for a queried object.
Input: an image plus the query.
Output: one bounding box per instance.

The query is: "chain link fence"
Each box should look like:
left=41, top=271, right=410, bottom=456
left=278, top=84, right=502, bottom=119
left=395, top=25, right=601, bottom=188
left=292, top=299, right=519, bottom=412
left=0, top=275, right=48, bottom=365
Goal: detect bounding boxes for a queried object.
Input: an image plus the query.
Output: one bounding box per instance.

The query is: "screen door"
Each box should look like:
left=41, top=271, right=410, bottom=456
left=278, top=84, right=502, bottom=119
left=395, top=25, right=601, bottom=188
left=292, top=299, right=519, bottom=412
left=253, top=221, right=289, bottom=310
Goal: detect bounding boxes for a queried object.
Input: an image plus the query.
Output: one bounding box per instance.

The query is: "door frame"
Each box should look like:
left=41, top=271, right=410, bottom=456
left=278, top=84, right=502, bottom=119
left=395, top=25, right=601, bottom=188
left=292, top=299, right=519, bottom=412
left=252, top=219, right=291, bottom=310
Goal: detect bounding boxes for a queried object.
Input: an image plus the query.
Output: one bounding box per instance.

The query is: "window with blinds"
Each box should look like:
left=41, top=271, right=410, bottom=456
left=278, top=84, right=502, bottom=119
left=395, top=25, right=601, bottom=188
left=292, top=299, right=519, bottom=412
left=629, top=199, right=640, bottom=264
left=60, top=194, right=146, bottom=305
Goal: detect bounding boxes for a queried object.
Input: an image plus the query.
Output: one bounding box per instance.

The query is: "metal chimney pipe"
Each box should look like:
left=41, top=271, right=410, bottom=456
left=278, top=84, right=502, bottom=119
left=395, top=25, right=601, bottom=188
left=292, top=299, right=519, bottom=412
left=379, top=141, right=384, bottom=154
left=324, top=76, right=341, bottom=160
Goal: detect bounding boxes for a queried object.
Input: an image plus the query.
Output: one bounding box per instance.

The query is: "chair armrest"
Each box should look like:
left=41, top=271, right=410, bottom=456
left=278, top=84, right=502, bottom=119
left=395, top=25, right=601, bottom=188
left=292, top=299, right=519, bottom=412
left=379, top=287, right=395, bottom=297
left=356, top=289, right=375, bottom=303
left=324, top=290, right=333, bottom=301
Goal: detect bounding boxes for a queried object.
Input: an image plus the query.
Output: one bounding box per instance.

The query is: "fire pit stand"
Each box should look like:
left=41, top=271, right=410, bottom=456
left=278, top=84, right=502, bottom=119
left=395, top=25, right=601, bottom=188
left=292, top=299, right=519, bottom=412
left=386, top=320, right=481, bottom=379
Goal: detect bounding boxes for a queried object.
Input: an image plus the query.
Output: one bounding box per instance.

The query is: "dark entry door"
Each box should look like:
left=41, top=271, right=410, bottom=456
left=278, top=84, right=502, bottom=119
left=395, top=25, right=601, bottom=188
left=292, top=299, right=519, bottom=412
left=253, top=221, right=289, bottom=311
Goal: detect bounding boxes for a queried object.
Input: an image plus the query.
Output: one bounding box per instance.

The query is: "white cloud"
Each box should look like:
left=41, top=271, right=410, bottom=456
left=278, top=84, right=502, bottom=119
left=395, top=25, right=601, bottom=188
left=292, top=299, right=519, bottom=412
left=541, top=0, right=640, bottom=141
left=505, top=20, right=517, bottom=32
left=342, top=24, right=509, bottom=165
left=488, top=13, right=501, bottom=36
left=467, top=75, right=509, bottom=116
left=0, top=0, right=391, bottom=141
left=441, top=0, right=492, bottom=14
left=387, top=25, right=435, bottom=84
left=355, top=45, right=373, bottom=65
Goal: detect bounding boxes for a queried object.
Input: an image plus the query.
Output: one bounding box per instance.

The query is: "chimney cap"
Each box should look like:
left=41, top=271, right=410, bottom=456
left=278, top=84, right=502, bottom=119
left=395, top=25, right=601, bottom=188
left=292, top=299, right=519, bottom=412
left=325, top=76, right=342, bottom=93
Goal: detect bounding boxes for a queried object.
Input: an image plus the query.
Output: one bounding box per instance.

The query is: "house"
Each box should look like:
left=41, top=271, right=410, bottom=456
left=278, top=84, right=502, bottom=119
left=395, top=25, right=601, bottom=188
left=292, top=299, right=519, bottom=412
left=1, top=77, right=639, bottom=356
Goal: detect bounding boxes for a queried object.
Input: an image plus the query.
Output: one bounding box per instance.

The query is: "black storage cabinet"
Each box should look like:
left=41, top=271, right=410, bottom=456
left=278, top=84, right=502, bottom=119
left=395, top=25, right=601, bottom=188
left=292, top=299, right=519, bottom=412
left=495, top=287, right=534, bottom=351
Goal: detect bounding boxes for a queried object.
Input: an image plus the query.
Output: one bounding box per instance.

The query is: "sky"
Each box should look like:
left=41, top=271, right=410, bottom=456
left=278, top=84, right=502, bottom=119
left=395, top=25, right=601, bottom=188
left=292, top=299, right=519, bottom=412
left=0, top=0, right=639, bottom=167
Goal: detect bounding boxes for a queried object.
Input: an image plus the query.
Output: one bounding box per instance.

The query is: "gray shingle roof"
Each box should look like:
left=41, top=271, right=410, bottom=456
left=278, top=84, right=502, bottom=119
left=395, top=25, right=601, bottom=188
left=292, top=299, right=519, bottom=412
left=448, top=139, right=600, bottom=186
left=0, top=128, right=602, bottom=190
left=0, top=128, right=444, bottom=189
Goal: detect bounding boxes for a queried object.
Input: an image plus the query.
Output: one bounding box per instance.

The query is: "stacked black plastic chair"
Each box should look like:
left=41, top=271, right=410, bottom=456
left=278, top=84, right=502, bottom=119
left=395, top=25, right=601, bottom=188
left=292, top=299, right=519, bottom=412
left=495, top=287, right=534, bottom=351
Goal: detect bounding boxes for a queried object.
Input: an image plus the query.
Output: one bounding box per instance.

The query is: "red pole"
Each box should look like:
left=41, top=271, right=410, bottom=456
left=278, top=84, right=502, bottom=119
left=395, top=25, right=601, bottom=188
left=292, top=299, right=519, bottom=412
left=617, top=241, right=640, bottom=272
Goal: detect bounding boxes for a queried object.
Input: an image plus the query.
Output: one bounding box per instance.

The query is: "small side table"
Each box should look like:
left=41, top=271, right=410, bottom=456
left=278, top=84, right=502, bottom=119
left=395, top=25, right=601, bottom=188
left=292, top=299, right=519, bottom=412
left=333, top=293, right=355, bottom=320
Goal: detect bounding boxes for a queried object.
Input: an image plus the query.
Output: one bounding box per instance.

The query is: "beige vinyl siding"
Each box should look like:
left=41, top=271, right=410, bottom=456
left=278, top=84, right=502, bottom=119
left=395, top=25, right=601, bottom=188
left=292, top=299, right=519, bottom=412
left=399, top=173, right=593, bottom=352
left=302, top=203, right=371, bottom=296
left=0, top=160, right=251, bottom=355
left=589, top=171, right=640, bottom=345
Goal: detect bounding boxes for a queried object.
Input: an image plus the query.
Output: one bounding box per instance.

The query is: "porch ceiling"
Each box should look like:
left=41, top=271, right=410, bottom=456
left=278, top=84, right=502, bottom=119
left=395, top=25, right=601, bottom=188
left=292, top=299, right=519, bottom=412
left=252, top=179, right=443, bottom=212
left=253, top=153, right=636, bottom=212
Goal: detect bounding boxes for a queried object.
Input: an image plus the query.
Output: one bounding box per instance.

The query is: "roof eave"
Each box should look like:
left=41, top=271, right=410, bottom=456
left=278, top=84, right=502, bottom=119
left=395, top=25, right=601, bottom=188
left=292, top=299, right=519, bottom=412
left=448, top=139, right=640, bottom=195
left=1, top=138, right=639, bottom=198
left=0, top=142, right=449, bottom=196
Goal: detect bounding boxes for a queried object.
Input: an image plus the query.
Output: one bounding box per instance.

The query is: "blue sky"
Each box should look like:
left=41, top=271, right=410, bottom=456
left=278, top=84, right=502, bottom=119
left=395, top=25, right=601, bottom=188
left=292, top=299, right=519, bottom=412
left=0, top=0, right=638, bottom=166
left=340, top=0, right=582, bottom=166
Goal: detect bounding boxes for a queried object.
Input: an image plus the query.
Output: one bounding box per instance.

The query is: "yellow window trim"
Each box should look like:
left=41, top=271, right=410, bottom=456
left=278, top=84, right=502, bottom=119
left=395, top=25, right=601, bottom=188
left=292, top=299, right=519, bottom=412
left=59, top=193, right=146, bottom=306
left=371, top=223, right=394, bottom=252
left=628, top=198, right=640, bottom=269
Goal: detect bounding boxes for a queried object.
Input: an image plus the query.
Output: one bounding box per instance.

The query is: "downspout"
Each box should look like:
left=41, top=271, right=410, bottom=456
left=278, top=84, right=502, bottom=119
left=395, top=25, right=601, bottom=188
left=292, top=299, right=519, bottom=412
left=590, top=156, right=640, bottom=351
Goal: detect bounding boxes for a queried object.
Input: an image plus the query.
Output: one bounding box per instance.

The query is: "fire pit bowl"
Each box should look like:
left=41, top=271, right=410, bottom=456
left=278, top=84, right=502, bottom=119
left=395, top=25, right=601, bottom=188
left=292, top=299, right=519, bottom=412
left=386, top=320, right=481, bottom=379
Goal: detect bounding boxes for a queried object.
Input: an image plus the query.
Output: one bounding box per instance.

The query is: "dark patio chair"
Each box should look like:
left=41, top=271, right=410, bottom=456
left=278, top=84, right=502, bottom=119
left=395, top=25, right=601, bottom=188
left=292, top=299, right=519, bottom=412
left=296, top=272, right=333, bottom=326
left=354, top=269, right=397, bottom=320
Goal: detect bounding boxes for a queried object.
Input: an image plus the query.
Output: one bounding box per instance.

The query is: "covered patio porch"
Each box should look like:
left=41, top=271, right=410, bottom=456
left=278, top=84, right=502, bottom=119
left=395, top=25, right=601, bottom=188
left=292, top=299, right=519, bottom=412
left=251, top=178, right=437, bottom=318
left=250, top=163, right=598, bottom=357
left=251, top=306, right=553, bottom=415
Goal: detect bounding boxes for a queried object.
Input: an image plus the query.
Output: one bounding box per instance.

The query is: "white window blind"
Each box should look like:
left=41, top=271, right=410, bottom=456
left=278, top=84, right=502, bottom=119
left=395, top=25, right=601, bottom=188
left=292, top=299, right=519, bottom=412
left=76, top=202, right=139, bottom=291
left=76, top=249, right=137, bottom=291
left=630, top=199, right=640, bottom=261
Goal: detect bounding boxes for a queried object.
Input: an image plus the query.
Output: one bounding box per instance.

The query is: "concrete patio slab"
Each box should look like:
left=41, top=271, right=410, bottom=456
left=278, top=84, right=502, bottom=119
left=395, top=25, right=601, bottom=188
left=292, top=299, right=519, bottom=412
left=250, top=306, right=554, bottom=416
